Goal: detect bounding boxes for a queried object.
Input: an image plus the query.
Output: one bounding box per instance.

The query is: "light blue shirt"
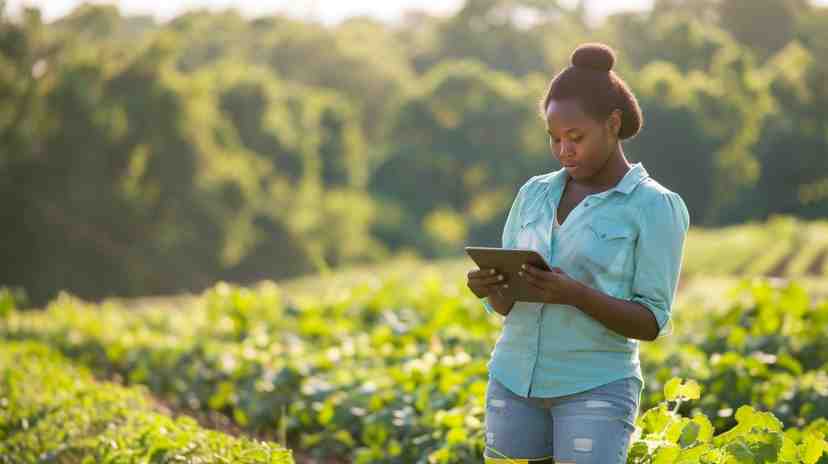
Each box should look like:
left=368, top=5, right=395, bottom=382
left=481, top=162, right=690, bottom=398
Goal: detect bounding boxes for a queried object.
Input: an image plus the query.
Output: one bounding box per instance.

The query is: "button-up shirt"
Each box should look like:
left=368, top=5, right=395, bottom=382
left=481, top=162, right=690, bottom=397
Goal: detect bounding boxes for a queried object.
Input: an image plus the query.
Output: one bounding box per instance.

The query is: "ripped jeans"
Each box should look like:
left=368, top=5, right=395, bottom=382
left=484, top=375, right=643, bottom=463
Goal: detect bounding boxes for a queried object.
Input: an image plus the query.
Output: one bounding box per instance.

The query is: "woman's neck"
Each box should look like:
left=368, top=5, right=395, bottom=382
left=573, top=148, right=630, bottom=192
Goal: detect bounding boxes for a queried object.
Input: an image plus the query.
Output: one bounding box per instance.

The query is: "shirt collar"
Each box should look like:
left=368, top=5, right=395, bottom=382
left=538, top=162, right=649, bottom=196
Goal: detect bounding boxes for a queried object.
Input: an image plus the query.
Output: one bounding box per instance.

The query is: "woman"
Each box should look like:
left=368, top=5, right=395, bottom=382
left=466, top=42, right=690, bottom=463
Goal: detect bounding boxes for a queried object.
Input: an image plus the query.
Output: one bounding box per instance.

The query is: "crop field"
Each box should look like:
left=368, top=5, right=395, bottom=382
left=2, top=216, right=828, bottom=463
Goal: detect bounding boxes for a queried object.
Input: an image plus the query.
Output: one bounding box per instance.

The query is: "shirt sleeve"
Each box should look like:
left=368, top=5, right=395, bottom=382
left=482, top=180, right=532, bottom=316
left=629, top=191, right=690, bottom=339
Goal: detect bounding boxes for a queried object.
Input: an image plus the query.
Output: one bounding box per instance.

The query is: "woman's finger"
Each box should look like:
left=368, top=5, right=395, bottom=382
left=472, top=281, right=509, bottom=296
left=468, top=268, right=497, bottom=279
left=518, top=269, right=536, bottom=281
left=521, top=270, right=554, bottom=293
left=523, top=277, right=544, bottom=291
left=470, top=274, right=506, bottom=286
left=521, top=264, right=555, bottom=280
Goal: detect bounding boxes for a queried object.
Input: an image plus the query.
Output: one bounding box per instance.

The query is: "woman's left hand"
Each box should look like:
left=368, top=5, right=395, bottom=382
left=518, top=264, right=582, bottom=306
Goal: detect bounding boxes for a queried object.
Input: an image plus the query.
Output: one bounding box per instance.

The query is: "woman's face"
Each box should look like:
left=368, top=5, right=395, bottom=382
left=545, top=98, right=620, bottom=181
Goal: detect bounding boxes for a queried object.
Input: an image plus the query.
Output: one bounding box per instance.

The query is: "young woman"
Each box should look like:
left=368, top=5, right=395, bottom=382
left=466, top=42, right=690, bottom=463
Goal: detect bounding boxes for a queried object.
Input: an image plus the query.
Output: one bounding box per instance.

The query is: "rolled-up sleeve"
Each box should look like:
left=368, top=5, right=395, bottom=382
left=482, top=180, right=531, bottom=316
left=629, top=191, right=690, bottom=339
left=481, top=295, right=497, bottom=316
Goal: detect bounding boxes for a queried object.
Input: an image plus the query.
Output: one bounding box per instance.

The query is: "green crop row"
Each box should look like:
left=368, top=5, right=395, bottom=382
left=682, top=216, right=828, bottom=278
left=0, top=341, right=293, bottom=463
left=3, top=274, right=828, bottom=462
left=1, top=275, right=503, bottom=462
left=640, top=278, right=828, bottom=433
left=2, top=341, right=826, bottom=464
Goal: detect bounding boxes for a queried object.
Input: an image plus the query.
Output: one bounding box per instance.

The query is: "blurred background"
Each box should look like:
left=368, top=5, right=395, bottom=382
left=2, top=0, right=827, bottom=307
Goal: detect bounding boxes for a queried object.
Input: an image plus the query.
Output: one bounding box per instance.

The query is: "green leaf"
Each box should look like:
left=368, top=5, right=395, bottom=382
left=733, top=405, right=783, bottom=432
left=638, top=403, right=673, bottom=435
left=446, top=427, right=467, bottom=445
left=653, top=444, right=681, bottom=464
left=318, top=401, right=334, bottom=426
left=778, top=434, right=800, bottom=462
left=334, top=429, right=355, bottom=447
left=726, top=440, right=754, bottom=462
left=692, top=415, right=715, bottom=443
left=628, top=441, right=650, bottom=460
left=801, top=432, right=828, bottom=464
left=677, top=443, right=714, bottom=463
left=664, top=378, right=702, bottom=402
left=666, top=418, right=690, bottom=443
left=679, top=421, right=701, bottom=447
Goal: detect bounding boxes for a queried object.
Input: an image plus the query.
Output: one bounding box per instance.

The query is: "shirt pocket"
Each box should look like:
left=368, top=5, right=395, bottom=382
left=514, top=210, right=543, bottom=251
left=582, top=216, right=637, bottom=277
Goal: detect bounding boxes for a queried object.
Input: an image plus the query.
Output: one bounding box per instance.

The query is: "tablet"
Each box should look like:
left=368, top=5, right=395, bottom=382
left=464, top=246, right=553, bottom=303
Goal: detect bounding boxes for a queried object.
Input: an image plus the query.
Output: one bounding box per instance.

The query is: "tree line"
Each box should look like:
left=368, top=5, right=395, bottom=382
left=1, top=0, right=826, bottom=305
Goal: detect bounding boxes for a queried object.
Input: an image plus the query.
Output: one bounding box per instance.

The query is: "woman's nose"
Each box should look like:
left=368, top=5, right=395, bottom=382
left=560, top=140, right=575, bottom=157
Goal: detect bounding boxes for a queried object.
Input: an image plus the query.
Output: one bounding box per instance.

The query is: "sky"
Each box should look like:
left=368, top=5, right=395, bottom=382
left=7, top=0, right=828, bottom=27
left=5, top=0, right=657, bottom=25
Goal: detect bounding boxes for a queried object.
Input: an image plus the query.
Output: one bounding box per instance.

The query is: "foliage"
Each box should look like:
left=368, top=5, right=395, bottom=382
left=3, top=274, right=828, bottom=462
left=0, top=341, right=293, bottom=463
left=629, top=378, right=828, bottom=463
left=1, top=1, right=827, bottom=307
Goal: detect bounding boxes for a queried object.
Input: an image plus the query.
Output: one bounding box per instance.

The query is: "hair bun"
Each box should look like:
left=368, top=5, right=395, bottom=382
left=571, top=43, right=615, bottom=72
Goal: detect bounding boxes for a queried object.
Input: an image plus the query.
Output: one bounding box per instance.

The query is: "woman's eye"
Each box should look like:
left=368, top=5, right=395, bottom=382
left=549, top=134, right=581, bottom=143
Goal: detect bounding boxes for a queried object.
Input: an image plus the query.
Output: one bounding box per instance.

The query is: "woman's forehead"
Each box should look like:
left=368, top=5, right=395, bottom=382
left=545, top=99, right=592, bottom=130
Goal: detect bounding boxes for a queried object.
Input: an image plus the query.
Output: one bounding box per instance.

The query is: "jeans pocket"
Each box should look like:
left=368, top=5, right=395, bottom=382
left=587, top=378, right=640, bottom=426
left=486, top=377, right=511, bottom=414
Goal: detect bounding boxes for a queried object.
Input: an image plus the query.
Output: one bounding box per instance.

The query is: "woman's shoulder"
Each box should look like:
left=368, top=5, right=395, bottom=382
left=631, top=177, right=690, bottom=226
left=520, top=168, right=565, bottom=193
left=511, top=169, right=565, bottom=211
left=632, top=177, right=685, bottom=205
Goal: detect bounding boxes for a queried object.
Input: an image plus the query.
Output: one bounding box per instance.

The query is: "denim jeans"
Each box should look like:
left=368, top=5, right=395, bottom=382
left=483, top=375, right=643, bottom=463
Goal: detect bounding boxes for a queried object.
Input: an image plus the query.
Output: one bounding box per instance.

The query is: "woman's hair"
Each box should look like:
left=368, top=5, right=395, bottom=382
left=537, top=43, right=643, bottom=140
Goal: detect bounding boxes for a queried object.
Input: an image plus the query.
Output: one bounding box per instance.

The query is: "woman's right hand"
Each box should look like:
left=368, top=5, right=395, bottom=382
left=468, top=268, right=515, bottom=316
left=467, top=267, right=509, bottom=299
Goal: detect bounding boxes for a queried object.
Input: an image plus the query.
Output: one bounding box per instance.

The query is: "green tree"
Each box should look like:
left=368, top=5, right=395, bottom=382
left=744, top=42, right=828, bottom=219
left=628, top=48, right=771, bottom=225
left=717, top=0, right=805, bottom=61
left=370, top=59, right=547, bottom=256
left=425, top=0, right=579, bottom=77
left=606, top=11, right=737, bottom=74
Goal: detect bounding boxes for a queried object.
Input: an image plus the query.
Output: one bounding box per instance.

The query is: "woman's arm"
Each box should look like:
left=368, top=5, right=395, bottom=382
left=573, top=191, right=688, bottom=340
left=519, top=265, right=661, bottom=340
left=625, top=191, right=690, bottom=340
left=569, top=283, right=661, bottom=341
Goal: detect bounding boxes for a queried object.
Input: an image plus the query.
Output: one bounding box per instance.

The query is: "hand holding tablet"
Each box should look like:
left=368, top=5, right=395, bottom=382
left=465, top=246, right=554, bottom=303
